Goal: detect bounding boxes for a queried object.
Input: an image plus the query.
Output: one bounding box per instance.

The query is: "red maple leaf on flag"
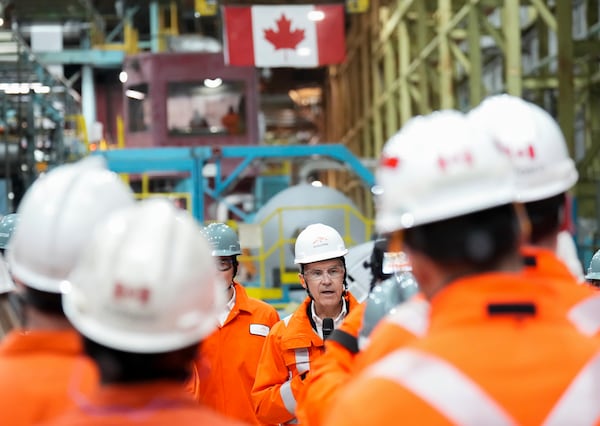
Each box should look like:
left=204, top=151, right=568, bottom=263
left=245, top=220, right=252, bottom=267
left=264, top=14, right=305, bottom=50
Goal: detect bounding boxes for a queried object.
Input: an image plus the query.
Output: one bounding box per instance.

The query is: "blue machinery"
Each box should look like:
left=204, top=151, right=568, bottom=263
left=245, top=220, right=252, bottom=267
left=95, top=144, right=375, bottom=222
left=96, top=144, right=374, bottom=307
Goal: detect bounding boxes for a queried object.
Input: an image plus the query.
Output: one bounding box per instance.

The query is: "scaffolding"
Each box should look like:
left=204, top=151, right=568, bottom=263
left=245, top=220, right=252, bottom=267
left=328, top=0, right=600, bottom=260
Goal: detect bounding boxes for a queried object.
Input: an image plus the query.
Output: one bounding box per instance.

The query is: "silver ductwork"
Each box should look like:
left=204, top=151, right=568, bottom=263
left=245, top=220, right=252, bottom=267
left=250, top=183, right=370, bottom=288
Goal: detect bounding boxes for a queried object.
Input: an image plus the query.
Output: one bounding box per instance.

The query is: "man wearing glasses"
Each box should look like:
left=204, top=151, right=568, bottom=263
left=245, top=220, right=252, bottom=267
left=252, top=223, right=359, bottom=425
left=188, top=222, right=279, bottom=425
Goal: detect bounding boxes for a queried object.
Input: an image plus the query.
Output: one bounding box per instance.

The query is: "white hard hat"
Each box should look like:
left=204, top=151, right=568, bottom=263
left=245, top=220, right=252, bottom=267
left=468, top=94, right=578, bottom=203
left=375, top=110, right=515, bottom=234
left=294, top=223, right=348, bottom=264
left=62, top=198, right=226, bottom=353
left=7, top=157, right=135, bottom=293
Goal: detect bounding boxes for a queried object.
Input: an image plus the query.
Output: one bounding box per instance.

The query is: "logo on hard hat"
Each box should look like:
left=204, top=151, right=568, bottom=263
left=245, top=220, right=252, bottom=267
left=380, top=155, right=400, bottom=169
left=312, top=236, right=329, bottom=248
left=437, top=151, right=473, bottom=171
left=494, top=141, right=536, bottom=159
left=113, top=283, right=151, bottom=305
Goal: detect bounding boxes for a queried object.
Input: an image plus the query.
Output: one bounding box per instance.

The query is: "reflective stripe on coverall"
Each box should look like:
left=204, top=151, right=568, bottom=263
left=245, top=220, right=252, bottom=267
left=349, top=348, right=600, bottom=426
left=354, top=247, right=600, bottom=375
left=521, top=245, right=600, bottom=336
left=252, top=293, right=359, bottom=425
left=353, top=294, right=428, bottom=373
left=324, top=272, right=600, bottom=426
left=296, top=302, right=365, bottom=426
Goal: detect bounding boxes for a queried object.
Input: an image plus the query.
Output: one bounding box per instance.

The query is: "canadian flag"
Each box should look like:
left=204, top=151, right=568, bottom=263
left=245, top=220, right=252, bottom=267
left=223, top=5, right=346, bottom=68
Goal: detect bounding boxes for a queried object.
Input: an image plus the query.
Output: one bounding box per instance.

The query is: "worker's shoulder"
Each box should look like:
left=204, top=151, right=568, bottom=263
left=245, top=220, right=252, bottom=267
left=245, top=296, right=279, bottom=319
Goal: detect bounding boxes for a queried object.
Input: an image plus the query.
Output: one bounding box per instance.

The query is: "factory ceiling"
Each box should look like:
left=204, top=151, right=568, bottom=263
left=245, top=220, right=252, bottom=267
left=1, top=0, right=336, bottom=140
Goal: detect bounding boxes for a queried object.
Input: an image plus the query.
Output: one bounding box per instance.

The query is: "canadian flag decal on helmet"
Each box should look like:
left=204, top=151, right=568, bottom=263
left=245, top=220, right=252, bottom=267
left=380, top=155, right=400, bottom=169
left=438, top=151, right=473, bottom=171
left=114, top=283, right=151, bottom=304
left=495, top=141, right=536, bottom=159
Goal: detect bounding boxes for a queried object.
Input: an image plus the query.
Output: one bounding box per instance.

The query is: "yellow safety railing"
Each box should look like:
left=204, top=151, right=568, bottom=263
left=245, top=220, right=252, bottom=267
left=238, top=204, right=374, bottom=303
left=134, top=173, right=192, bottom=212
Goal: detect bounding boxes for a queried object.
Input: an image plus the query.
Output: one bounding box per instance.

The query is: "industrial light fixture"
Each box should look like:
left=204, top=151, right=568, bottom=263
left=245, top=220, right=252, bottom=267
left=204, top=78, right=222, bottom=88
left=119, top=71, right=128, bottom=83
left=297, top=47, right=311, bottom=57
left=125, top=89, right=145, bottom=100
left=307, top=10, right=325, bottom=21
left=288, top=86, right=322, bottom=106
left=0, top=82, right=50, bottom=94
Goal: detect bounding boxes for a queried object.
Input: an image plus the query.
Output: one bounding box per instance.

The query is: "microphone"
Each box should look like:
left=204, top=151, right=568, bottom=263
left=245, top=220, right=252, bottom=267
left=322, top=317, right=334, bottom=340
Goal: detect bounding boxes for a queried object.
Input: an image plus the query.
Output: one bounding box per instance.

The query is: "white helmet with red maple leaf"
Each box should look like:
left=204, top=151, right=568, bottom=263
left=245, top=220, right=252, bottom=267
left=375, top=110, right=515, bottom=234
left=62, top=198, right=226, bottom=353
left=7, top=157, right=135, bottom=293
left=467, top=94, right=578, bottom=203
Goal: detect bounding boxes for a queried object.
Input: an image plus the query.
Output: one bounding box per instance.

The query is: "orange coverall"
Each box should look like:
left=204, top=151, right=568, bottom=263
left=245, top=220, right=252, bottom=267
left=353, top=293, right=427, bottom=373
left=295, top=302, right=365, bottom=426
left=188, top=282, right=279, bottom=425
left=521, top=245, right=600, bottom=336
left=0, top=329, right=98, bottom=426
left=41, top=381, right=246, bottom=425
left=325, top=273, right=600, bottom=425
left=354, top=246, right=600, bottom=374
left=252, top=293, right=359, bottom=425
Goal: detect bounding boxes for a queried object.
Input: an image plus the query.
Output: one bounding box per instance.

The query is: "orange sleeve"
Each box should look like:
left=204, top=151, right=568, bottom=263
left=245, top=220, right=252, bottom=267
left=353, top=319, right=418, bottom=373
left=251, top=322, right=301, bottom=425
left=296, top=304, right=364, bottom=426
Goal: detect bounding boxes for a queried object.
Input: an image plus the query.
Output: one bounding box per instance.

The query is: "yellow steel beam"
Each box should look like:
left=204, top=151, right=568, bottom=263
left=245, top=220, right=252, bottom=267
left=503, top=0, right=522, bottom=96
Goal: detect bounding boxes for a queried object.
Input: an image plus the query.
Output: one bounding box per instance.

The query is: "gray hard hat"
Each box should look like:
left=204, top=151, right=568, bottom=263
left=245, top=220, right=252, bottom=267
left=359, top=271, right=419, bottom=339
left=0, top=214, right=18, bottom=250
left=201, top=223, right=242, bottom=256
left=585, top=249, right=600, bottom=281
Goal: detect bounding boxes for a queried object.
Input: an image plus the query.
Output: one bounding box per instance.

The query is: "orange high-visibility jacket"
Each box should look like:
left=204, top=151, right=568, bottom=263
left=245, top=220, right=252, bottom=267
left=41, top=381, right=247, bottom=425
left=296, top=302, right=365, bottom=426
left=353, top=246, right=600, bottom=374
left=353, top=293, right=428, bottom=373
left=521, top=245, right=600, bottom=337
left=0, top=329, right=98, bottom=426
left=252, top=293, right=359, bottom=425
left=189, top=282, right=279, bottom=425
left=325, top=273, right=600, bottom=426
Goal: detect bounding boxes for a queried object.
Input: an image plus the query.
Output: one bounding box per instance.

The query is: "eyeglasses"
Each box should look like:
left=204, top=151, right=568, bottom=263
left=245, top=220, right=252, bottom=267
left=216, top=258, right=234, bottom=272
left=303, top=266, right=344, bottom=282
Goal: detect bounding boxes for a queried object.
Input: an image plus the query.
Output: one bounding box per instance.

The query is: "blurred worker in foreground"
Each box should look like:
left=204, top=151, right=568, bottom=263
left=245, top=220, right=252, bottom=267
left=188, top=223, right=279, bottom=425
left=355, top=95, right=600, bottom=374
left=252, top=223, right=359, bottom=425
left=324, top=110, right=600, bottom=425
left=469, top=95, right=600, bottom=334
left=296, top=238, right=417, bottom=426
left=585, top=249, right=600, bottom=288
left=0, top=158, right=135, bottom=425
left=44, top=199, right=245, bottom=425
